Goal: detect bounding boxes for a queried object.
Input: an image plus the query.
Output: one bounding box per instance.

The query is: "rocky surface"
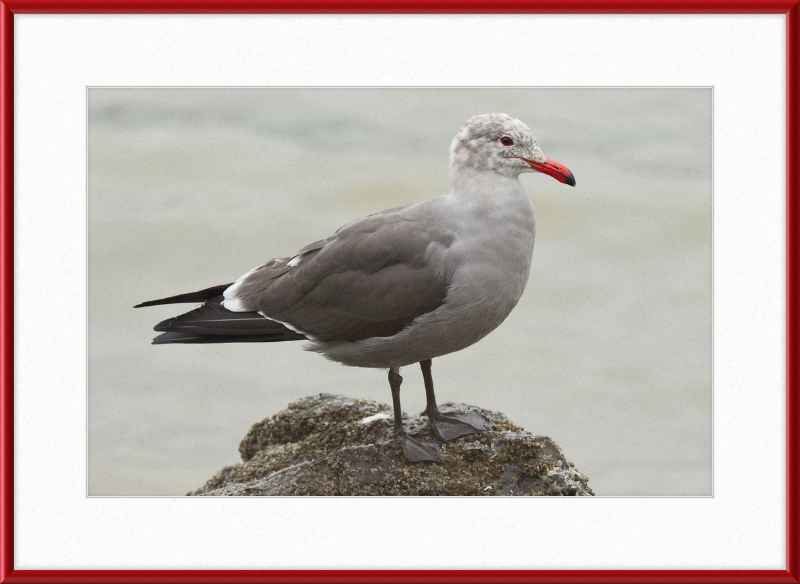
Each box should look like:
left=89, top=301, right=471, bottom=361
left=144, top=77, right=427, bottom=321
left=190, top=393, right=594, bottom=496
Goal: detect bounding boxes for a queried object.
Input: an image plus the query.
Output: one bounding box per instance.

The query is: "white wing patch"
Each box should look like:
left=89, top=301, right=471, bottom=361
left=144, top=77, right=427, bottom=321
left=287, top=255, right=302, bottom=267
left=222, top=296, right=249, bottom=312
left=222, top=264, right=263, bottom=312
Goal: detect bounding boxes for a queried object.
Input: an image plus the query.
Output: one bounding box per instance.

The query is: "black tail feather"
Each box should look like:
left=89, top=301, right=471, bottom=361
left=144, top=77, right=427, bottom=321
left=152, top=331, right=303, bottom=344
left=139, top=293, right=306, bottom=345
left=134, top=283, right=235, bottom=308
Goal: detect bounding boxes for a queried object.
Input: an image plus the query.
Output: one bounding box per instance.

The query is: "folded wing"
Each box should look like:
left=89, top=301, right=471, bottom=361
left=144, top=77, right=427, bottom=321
left=224, top=207, right=452, bottom=342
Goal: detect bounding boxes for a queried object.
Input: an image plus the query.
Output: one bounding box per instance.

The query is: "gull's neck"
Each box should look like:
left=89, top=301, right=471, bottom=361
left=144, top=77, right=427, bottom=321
left=449, top=167, right=529, bottom=204
left=443, top=164, right=536, bottom=281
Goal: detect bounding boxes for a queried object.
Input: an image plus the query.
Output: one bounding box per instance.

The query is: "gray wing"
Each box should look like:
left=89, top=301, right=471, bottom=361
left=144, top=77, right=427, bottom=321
left=224, top=206, right=452, bottom=342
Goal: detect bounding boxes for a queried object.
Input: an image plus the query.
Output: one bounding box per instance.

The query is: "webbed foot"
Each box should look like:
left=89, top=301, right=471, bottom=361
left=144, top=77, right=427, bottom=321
left=395, top=432, right=444, bottom=464
left=426, top=408, right=487, bottom=442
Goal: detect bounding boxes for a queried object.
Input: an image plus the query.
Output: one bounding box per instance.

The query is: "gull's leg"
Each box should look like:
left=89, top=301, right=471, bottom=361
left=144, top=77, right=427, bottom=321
left=421, top=359, right=487, bottom=442
left=389, top=366, right=443, bottom=464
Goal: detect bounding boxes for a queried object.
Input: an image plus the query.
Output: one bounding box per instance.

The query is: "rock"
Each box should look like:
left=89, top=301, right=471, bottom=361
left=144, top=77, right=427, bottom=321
left=189, top=393, right=594, bottom=496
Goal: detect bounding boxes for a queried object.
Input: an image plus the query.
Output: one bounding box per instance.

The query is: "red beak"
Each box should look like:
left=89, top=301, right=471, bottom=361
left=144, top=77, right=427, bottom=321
left=521, top=156, right=576, bottom=187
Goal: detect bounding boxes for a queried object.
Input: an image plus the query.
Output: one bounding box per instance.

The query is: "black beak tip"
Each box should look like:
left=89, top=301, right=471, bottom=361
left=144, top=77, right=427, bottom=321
left=565, top=171, right=576, bottom=187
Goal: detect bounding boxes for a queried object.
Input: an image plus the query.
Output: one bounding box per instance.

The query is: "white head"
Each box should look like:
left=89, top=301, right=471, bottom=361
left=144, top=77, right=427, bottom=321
left=449, top=113, right=575, bottom=186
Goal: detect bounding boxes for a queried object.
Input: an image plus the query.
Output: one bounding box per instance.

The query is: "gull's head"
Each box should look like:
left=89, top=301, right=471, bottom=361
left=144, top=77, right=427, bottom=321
left=450, top=113, right=575, bottom=186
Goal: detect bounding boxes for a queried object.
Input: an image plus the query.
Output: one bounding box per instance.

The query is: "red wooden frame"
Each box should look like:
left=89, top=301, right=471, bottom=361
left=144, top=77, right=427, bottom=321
left=0, top=4, right=797, bottom=583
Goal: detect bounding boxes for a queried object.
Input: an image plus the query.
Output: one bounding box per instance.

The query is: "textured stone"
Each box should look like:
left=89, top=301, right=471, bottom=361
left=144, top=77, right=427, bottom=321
left=190, top=393, right=594, bottom=496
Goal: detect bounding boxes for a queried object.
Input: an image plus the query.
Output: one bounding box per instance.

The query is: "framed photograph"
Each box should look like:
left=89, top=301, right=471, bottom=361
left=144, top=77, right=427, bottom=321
left=2, top=4, right=797, bottom=583
left=87, top=86, right=710, bottom=499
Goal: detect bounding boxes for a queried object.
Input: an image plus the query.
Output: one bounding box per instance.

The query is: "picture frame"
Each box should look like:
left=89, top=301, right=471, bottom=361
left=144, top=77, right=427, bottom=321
left=1, top=5, right=797, bottom=583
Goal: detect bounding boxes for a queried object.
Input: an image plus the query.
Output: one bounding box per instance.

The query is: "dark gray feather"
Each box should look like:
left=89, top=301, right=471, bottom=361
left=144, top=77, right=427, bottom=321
left=227, top=207, right=452, bottom=342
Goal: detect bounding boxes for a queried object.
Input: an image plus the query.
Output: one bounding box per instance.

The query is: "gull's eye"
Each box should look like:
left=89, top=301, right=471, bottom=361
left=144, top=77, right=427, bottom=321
left=500, top=136, right=514, bottom=146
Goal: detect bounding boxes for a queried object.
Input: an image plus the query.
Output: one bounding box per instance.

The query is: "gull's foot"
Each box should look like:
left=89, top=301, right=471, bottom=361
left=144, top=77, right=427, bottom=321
left=426, top=408, right=488, bottom=442
left=395, top=432, right=444, bottom=464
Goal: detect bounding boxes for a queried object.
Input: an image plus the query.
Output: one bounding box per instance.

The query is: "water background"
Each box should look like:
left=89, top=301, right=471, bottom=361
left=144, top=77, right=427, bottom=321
left=88, top=88, right=712, bottom=496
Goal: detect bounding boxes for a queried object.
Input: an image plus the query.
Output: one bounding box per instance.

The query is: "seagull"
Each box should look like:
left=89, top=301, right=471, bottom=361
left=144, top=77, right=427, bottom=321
left=135, top=113, right=575, bottom=464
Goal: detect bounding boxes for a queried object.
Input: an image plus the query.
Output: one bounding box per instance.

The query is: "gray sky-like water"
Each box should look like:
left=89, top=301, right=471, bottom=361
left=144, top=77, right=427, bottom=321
left=88, top=88, right=712, bottom=496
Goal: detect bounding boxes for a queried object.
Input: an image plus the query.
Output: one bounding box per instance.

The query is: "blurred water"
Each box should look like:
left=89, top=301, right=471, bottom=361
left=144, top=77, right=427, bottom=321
left=88, top=88, right=712, bottom=496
